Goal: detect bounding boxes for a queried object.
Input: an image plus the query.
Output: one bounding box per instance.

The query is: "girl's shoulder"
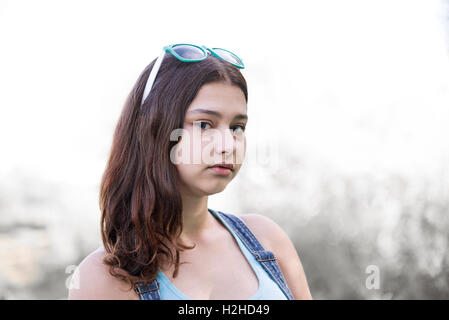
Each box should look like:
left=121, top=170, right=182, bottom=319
left=67, top=246, right=139, bottom=300
left=236, top=213, right=285, bottom=252
left=238, top=213, right=313, bottom=300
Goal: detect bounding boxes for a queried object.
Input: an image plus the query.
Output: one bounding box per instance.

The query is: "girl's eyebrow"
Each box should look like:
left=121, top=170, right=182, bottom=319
left=187, top=108, right=248, bottom=121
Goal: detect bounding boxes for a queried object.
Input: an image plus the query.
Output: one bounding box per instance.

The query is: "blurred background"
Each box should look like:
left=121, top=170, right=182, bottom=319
left=1, top=0, right=448, bottom=299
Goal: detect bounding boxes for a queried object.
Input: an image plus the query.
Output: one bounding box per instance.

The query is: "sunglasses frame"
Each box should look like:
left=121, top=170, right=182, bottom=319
left=164, top=44, right=245, bottom=69
left=140, top=43, right=245, bottom=106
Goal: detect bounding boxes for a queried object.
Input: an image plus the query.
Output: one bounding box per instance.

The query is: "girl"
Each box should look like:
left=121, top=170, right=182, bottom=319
left=68, top=44, right=312, bottom=300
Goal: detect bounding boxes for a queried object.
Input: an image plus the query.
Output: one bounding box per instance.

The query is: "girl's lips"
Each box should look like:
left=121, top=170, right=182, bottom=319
left=208, top=166, right=233, bottom=176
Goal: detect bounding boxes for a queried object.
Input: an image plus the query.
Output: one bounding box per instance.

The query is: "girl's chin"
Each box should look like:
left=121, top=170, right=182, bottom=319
left=200, top=182, right=230, bottom=195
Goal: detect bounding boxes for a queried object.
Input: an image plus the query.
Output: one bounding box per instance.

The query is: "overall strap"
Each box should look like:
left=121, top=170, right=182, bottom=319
left=134, top=278, right=161, bottom=300
left=217, top=211, right=295, bottom=300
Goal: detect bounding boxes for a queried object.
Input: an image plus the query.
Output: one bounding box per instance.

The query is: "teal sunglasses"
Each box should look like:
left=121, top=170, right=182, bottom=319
left=140, top=44, right=245, bottom=106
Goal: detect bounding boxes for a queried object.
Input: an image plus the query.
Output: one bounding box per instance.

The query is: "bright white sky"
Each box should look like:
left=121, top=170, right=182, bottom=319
left=1, top=0, right=448, bottom=187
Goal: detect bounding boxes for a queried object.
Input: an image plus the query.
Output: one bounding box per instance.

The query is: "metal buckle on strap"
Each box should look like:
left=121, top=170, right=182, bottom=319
left=254, top=250, right=277, bottom=262
left=134, top=278, right=160, bottom=294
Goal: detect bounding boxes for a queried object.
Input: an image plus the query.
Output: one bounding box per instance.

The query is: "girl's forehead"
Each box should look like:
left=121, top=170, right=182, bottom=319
left=186, top=82, right=247, bottom=116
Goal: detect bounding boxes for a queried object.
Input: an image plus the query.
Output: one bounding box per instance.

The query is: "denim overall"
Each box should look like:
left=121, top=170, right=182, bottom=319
left=134, top=209, right=295, bottom=300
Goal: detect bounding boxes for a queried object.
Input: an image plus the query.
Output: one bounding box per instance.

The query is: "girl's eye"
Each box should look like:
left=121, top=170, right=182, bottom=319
left=231, top=125, right=246, bottom=135
left=193, top=121, right=246, bottom=134
left=193, top=121, right=212, bottom=130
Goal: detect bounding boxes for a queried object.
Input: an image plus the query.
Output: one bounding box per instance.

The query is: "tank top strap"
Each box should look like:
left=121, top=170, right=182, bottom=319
left=216, top=210, right=295, bottom=300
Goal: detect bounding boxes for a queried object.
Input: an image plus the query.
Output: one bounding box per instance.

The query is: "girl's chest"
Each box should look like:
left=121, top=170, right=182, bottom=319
left=160, top=240, right=260, bottom=299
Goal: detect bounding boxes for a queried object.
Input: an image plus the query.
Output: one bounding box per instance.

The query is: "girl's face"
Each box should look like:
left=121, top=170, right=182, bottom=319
left=173, top=81, right=248, bottom=197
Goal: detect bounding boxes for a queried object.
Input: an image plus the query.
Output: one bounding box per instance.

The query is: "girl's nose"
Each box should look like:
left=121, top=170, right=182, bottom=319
left=214, top=128, right=235, bottom=155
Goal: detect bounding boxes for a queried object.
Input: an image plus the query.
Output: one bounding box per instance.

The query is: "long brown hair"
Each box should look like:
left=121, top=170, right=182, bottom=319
left=99, top=50, right=248, bottom=291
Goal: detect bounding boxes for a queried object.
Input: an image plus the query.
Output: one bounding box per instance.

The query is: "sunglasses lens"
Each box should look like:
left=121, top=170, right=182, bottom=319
left=212, top=48, right=243, bottom=67
left=172, top=45, right=206, bottom=60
